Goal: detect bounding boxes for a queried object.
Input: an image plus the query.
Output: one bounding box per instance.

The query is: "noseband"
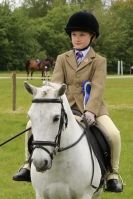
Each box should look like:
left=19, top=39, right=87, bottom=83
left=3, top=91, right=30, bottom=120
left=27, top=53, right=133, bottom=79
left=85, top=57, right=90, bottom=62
left=32, top=97, right=68, bottom=159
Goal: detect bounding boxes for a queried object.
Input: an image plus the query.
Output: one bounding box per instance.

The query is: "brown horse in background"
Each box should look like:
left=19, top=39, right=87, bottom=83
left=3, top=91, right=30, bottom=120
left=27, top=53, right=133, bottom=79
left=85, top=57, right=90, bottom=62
left=25, top=57, right=54, bottom=79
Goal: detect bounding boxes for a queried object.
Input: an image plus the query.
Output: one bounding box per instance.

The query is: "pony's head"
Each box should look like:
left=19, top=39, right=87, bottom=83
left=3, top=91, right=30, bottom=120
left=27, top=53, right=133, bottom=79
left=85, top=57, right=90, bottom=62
left=24, top=81, right=67, bottom=172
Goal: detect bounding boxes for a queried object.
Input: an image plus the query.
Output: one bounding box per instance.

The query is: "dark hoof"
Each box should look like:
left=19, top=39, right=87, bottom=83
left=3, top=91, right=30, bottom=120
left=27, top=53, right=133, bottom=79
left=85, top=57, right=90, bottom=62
left=105, top=179, right=123, bottom=192
left=12, top=168, right=31, bottom=182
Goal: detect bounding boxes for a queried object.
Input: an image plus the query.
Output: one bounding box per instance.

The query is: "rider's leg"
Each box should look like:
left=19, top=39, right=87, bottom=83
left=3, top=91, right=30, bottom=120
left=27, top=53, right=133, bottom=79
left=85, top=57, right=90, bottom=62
left=24, top=120, right=32, bottom=169
left=96, top=115, right=123, bottom=192
left=12, top=121, right=31, bottom=182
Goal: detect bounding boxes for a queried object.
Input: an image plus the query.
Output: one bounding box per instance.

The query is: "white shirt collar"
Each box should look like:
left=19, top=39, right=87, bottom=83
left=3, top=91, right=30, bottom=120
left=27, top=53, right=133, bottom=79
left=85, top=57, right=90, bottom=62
left=75, top=47, right=90, bottom=60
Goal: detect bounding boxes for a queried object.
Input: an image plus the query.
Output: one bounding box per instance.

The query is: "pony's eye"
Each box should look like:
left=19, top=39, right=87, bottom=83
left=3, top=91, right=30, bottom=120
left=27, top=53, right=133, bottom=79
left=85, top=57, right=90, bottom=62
left=53, top=115, right=60, bottom=122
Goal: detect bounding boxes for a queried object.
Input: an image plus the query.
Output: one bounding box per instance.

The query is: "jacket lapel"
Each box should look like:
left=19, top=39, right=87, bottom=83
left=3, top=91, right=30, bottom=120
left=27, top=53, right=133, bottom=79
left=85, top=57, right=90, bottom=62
left=65, top=50, right=78, bottom=70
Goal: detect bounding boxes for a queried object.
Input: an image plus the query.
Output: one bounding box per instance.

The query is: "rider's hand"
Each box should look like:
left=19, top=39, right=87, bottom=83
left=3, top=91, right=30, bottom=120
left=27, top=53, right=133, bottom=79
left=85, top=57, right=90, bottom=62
left=82, top=111, right=96, bottom=125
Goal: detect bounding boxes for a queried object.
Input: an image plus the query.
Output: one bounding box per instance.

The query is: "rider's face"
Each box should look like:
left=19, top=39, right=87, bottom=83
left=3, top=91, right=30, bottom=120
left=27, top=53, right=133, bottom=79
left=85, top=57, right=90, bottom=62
left=71, top=31, right=92, bottom=49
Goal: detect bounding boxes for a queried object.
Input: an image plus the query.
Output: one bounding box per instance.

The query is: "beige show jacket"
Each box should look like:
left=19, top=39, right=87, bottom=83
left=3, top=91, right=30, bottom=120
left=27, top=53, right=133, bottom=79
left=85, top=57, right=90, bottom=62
left=51, top=47, right=108, bottom=117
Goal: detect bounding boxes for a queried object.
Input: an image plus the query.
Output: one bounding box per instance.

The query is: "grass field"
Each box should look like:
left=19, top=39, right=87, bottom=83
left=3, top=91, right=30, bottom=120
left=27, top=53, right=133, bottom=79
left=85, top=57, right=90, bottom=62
left=0, top=72, right=133, bottom=199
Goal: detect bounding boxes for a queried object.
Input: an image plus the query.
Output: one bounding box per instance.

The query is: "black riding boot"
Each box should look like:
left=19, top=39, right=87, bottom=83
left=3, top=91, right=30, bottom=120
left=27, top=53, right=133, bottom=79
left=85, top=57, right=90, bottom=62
left=105, top=178, right=123, bottom=192
left=12, top=163, right=31, bottom=182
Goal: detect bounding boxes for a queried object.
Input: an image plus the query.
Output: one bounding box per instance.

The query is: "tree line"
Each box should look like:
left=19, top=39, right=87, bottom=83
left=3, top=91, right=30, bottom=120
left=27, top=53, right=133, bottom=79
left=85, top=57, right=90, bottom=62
left=0, top=0, right=132, bottom=74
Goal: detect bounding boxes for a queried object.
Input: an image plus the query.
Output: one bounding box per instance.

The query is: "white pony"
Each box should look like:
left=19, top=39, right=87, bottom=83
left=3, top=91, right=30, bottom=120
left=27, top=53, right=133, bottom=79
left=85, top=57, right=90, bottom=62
left=24, top=81, right=103, bottom=199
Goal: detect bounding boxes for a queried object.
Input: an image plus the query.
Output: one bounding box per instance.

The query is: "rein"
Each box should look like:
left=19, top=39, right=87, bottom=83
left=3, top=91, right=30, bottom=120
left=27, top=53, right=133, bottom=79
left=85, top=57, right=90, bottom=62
left=0, top=127, right=31, bottom=147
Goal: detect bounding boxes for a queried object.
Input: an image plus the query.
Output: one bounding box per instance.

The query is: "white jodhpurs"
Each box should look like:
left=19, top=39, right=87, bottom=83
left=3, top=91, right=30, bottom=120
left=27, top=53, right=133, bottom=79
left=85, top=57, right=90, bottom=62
left=24, top=120, right=32, bottom=169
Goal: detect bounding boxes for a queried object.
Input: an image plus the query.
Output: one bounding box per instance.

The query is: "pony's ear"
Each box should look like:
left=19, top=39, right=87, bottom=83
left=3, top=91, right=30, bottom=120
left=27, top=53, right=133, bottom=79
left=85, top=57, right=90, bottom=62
left=57, top=84, right=67, bottom=97
left=24, top=81, right=37, bottom=95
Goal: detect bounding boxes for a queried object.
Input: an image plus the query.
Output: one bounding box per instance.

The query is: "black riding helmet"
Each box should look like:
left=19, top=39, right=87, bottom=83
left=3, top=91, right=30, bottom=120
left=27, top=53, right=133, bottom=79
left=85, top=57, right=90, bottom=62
left=65, top=11, right=99, bottom=38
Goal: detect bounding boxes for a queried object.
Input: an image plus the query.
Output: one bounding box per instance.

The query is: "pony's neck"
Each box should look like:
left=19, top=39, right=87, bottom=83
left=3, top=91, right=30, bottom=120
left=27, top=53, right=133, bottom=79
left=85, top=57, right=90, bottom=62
left=62, top=95, right=78, bottom=125
left=61, top=95, right=83, bottom=145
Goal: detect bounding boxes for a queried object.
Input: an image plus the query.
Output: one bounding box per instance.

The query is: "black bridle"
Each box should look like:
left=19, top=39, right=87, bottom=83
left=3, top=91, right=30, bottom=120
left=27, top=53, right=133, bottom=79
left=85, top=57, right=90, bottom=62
left=32, top=97, right=68, bottom=159
left=31, top=97, right=85, bottom=160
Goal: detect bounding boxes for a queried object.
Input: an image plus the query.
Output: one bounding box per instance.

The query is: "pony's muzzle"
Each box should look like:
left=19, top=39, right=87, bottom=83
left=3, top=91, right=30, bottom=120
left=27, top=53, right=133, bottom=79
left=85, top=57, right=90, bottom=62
left=32, top=158, right=52, bottom=172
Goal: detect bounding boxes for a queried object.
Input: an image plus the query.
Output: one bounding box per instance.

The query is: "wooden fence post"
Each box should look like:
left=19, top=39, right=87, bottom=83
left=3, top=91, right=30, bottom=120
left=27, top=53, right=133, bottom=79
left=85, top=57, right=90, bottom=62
left=12, top=72, right=16, bottom=111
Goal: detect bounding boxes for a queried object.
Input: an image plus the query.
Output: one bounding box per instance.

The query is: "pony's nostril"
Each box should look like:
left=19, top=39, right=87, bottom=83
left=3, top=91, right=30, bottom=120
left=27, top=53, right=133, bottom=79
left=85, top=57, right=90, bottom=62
left=33, top=159, right=50, bottom=172
left=44, top=160, right=48, bottom=166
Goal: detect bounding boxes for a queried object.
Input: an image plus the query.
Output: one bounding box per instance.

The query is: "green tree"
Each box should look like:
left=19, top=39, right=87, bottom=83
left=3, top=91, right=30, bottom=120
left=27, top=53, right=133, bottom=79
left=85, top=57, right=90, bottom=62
left=36, top=5, right=79, bottom=58
left=93, top=0, right=133, bottom=73
left=0, top=4, right=41, bottom=70
left=110, top=0, right=133, bottom=71
left=22, top=0, right=54, bottom=18
left=0, top=0, right=132, bottom=73
left=0, top=4, right=12, bottom=70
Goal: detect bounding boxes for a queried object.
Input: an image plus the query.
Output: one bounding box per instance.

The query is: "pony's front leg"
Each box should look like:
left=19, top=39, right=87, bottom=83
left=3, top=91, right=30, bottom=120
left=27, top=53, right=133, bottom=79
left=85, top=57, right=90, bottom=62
left=80, top=187, right=102, bottom=199
left=36, top=191, right=44, bottom=199
left=92, top=188, right=103, bottom=199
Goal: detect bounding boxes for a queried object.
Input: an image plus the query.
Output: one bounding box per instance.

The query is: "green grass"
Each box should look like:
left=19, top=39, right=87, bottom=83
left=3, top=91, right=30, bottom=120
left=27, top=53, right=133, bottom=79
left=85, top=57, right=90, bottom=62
left=0, top=73, right=133, bottom=198
left=0, top=77, right=42, bottom=199
left=101, top=78, right=133, bottom=199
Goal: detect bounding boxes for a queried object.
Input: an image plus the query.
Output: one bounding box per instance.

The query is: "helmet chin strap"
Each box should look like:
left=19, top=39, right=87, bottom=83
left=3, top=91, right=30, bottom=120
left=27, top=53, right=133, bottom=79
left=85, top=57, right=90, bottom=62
left=73, top=35, right=94, bottom=51
left=74, top=44, right=90, bottom=51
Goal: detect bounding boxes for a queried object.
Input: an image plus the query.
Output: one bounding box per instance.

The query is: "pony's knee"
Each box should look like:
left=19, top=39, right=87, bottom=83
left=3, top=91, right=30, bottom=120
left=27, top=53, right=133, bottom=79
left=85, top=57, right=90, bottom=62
left=92, top=188, right=103, bottom=199
left=36, top=191, right=43, bottom=199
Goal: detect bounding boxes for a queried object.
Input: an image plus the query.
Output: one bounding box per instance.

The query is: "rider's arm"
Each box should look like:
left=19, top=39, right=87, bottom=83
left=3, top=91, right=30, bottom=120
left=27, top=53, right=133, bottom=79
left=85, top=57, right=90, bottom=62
left=51, top=55, right=65, bottom=84
left=84, top=56, right=107, bottom=116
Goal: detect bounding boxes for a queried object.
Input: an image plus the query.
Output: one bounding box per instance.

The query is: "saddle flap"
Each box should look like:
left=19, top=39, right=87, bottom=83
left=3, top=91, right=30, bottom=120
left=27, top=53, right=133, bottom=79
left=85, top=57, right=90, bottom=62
left=88, top=125, right=111, bottom=175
